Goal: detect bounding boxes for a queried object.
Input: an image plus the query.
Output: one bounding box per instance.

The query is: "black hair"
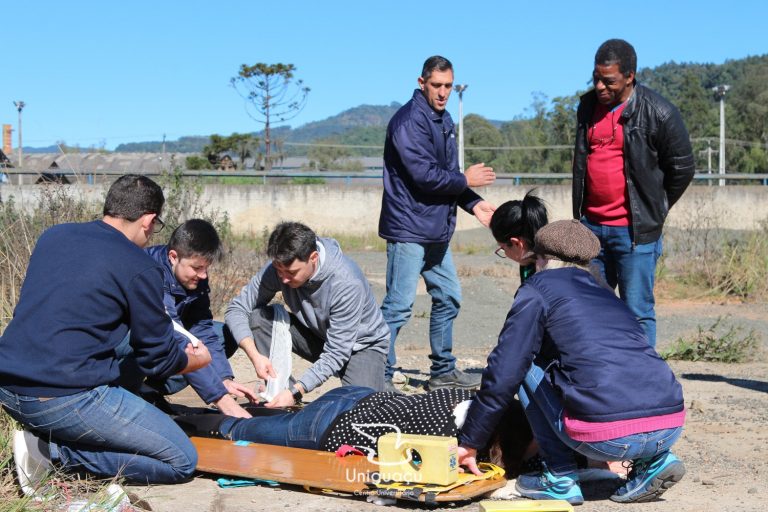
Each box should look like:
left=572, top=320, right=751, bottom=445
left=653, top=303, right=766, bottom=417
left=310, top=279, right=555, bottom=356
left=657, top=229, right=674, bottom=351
left=168, top=219, right=223, bottom=262
left=479, top=399, right=534, bottom=478
left=267, top=222, right=317, bottom=265
left=594, top=38, right=637, bottom=77
left=490, top=190, right=548, bottom=247
left=421, top=55, right=453, bottom=80
left=103, top=174, right=164, bottom=221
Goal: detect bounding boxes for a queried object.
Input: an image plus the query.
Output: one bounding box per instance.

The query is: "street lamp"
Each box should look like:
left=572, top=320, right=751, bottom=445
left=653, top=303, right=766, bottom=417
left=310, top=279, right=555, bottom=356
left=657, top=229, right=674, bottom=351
left=13, top=101, right=25, bottom=168
left=712, top=85, right=730, bottom=186
left=454, top=84, right=468, bottom=172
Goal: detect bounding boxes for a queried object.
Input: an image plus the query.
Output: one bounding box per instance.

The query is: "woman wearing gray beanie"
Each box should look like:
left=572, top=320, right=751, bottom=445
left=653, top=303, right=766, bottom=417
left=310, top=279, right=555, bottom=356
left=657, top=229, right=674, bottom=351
left=457, top=220, right=686, bottom=505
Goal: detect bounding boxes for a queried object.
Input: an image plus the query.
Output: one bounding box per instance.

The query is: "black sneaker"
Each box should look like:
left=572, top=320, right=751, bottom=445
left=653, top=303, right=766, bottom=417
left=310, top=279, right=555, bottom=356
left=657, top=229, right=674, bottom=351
left=173, top=414, right=229, bottom=438
left=427, top=369, right=481, bottom=390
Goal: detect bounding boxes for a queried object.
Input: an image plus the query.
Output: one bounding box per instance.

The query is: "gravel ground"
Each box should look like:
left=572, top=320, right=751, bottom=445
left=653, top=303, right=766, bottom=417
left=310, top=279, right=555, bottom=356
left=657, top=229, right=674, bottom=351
left=130, top=251, right=768, bottom=512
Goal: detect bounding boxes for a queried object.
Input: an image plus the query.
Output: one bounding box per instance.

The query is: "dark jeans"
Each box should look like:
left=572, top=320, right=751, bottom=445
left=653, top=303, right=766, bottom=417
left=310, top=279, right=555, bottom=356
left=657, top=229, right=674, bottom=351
left=249, top=307, right=386, bottom=392
left=221, top=386, right=376, bottom=449
left=115, top=321, right=238, bottom=396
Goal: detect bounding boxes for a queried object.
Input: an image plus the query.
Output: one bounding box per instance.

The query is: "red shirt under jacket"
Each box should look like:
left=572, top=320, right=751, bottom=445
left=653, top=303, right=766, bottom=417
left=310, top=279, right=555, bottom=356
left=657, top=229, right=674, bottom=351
left=584, top=102, right=630, bottom=226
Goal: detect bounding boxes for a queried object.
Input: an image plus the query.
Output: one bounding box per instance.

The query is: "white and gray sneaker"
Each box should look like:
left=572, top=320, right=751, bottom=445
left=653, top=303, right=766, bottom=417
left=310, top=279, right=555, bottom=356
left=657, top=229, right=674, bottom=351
left=13, top=429, right=53, bottom=497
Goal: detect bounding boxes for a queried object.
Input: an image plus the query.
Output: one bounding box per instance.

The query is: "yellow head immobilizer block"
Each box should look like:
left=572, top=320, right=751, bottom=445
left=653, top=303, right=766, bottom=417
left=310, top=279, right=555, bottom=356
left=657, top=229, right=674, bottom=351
left=377, top=433, right=458, bottom=485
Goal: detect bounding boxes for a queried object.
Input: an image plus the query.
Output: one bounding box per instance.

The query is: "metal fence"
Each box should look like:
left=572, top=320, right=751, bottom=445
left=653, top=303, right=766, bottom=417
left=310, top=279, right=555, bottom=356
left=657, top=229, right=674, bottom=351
left=1, top=168, right=768, bottom=186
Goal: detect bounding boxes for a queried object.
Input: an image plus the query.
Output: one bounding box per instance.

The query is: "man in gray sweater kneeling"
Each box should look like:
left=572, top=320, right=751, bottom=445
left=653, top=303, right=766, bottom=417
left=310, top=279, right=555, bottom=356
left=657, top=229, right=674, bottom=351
left=226, top=222, right=390, bottom=406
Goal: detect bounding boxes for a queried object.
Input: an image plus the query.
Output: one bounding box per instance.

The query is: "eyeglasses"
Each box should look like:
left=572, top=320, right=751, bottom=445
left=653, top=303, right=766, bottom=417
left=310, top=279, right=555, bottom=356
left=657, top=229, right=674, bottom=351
left=152, top=215, right=166, bottom=234
left=494, top=246, right=508, bottom=259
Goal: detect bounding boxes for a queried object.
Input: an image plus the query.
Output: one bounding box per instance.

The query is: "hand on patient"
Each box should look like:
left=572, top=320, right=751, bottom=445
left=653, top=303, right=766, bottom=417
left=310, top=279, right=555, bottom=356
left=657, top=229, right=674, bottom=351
left=214, top=393, right=252, bottom=418
left=265, top=388, right=295, bottom=408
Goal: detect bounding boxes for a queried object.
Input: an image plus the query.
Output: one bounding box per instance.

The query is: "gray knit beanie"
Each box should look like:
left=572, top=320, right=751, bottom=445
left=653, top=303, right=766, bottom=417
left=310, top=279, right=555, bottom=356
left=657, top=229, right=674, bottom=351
left=531, top=219, right=601, bottom=265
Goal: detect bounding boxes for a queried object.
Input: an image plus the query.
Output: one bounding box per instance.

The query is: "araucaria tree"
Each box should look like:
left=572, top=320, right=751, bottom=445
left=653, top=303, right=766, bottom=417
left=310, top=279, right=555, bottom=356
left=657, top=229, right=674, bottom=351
left=231, top=63, right=309, bottom=169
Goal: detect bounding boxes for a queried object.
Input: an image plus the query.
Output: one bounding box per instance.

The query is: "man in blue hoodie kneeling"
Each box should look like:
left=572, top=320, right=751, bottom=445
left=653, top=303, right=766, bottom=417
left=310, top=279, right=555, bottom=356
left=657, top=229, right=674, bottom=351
left=118, top=219, right=259, bottom=418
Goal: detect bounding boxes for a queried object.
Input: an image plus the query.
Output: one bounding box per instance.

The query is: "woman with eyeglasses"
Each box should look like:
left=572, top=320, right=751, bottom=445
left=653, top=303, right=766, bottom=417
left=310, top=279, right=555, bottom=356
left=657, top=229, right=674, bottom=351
left=489, top=190, right=548, bottom=283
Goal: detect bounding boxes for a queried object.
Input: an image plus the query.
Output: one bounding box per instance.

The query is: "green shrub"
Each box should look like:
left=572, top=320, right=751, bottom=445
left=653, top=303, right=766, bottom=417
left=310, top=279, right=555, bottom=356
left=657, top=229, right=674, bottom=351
left=184, top=155, right=213, bottom=170
left=661, top=316, right=761, bottom=363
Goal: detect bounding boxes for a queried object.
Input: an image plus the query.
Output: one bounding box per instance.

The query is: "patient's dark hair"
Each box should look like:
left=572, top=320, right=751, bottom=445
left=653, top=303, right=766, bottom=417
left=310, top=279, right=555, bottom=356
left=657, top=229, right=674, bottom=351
left=168, top=219, right=223, bottom=262
left=478, top=400, right=534, bottom=477
left=490, top=190, right=548, bottom=247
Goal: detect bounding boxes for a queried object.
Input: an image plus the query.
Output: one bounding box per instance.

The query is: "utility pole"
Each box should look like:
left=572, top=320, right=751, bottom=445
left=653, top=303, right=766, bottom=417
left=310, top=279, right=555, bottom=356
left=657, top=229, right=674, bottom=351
left=161, top=133, right=167, bottom=170
left=712, top=85, right=730, bottom=186
left=13, top=101, right=25, bottom=168
left=453, top=84, right=468, bottom=172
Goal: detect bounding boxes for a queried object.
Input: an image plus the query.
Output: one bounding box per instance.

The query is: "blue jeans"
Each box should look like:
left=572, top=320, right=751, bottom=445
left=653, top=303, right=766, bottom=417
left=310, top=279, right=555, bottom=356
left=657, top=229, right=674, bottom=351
left=116, top=320, right=239, bottom=397
left=517, top=364, right=683, bottom=475
left=0, top=385, right=197, bottom=484
left=582, top=218, right=662, bottom=347
left=380, top=242, right=461, bottom=378
left=221, top=386, right=376, bottom=449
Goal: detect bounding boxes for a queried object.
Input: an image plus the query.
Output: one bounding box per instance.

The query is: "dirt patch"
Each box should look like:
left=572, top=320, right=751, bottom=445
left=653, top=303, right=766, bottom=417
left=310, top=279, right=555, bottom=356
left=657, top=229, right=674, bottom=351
left=128, top=251, right=768, bottom=512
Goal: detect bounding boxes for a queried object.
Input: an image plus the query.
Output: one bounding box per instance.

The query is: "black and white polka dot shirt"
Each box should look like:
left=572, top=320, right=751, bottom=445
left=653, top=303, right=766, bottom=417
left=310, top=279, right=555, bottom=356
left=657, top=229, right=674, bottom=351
left=320, top=388, right=474, bottom=455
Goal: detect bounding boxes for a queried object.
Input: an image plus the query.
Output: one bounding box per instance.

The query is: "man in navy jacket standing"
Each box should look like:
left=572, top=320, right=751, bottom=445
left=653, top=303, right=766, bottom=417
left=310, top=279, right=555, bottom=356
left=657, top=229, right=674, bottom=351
left=379, top=55, right=496, bottom=391
left=0, top=175, right=211, bottom=492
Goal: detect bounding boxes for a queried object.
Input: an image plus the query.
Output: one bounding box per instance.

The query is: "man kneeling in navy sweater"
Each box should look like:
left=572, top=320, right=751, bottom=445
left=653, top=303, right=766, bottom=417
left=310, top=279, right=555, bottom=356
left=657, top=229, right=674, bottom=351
left=0, top=174, right=212, bottom=493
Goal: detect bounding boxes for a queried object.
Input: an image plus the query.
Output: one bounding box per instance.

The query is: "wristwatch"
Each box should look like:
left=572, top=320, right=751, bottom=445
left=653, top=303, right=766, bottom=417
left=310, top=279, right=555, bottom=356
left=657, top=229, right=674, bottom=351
left=289, top=384, right=303, bottom=403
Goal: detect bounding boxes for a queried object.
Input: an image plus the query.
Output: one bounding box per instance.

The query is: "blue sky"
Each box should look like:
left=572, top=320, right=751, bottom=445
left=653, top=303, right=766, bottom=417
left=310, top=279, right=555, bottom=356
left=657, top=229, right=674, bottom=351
left=2, top=1, right=765, bottom=150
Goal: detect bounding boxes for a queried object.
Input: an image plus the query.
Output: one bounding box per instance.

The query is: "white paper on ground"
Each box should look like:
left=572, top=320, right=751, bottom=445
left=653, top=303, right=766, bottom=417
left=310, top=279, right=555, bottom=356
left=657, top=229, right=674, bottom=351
left=259, top=304, right=293, bottom=401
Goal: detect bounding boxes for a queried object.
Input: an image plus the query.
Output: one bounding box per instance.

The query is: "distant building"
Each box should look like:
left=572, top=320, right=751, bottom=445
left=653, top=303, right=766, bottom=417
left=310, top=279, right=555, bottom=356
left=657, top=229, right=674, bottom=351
left=2, top=152, right=384, bottom=184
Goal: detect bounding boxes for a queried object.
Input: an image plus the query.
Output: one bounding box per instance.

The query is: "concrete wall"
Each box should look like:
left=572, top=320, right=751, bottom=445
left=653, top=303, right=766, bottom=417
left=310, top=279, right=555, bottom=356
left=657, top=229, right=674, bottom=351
left=200, top=184, right=767, bottom=235
left=2, top=183, right=766, bottom=235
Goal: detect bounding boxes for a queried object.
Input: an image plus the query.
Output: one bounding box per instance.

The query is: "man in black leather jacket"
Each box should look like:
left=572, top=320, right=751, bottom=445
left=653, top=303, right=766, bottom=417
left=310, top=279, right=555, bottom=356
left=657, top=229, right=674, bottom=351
left=572, top=39, right=694, bottom=347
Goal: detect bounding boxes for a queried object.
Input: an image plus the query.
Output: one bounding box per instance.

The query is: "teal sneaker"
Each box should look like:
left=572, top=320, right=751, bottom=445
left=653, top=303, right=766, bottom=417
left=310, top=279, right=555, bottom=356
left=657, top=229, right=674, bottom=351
left=515, top=469, right=584, bottom=505
left=610, top=452, right=686, bottom=503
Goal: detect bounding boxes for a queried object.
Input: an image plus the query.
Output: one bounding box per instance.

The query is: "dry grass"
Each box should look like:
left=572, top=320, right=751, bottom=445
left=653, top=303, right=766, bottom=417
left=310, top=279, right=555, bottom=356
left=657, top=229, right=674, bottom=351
left=0, top=186, right=100, bottom=331
left=208, top=244, right=266, bottom=317
left=660, top=201, right=768, bottom=301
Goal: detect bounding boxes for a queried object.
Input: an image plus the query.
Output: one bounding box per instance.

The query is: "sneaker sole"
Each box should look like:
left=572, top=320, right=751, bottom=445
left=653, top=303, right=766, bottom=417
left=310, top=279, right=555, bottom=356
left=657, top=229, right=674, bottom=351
left=13, top=430, right=52, bottom=498
left=515, top=483, right=585, bottom=506
left=13, top=430, right=35, bottom=496
left=426, top=381, right=481, bottom=391
left=610, top=460, right=686, bottom=503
